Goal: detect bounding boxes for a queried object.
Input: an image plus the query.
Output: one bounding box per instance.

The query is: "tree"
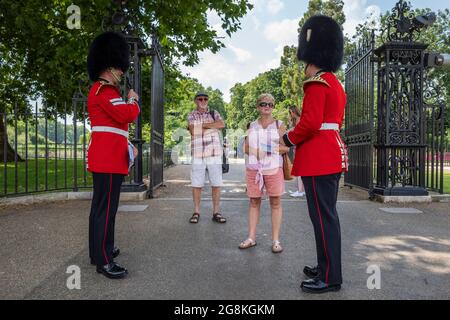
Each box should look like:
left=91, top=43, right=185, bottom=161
left=409, top=8, right=450, bottom=129
left=163, top=75, right=228, bottom=149
left=280, top=45, right=303, bottom=107
left=277, top=0, right=347, bottom=116
left=0, top=0, right=253, bottom=160
left=227, top=68, right=287, bottom=131
left=350, top=7, right=450, bottom=128
left=298, top=0, right=345, bottom=27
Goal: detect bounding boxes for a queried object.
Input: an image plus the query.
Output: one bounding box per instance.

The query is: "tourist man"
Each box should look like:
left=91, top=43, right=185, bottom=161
left=187, top=92, right=227, bottom=224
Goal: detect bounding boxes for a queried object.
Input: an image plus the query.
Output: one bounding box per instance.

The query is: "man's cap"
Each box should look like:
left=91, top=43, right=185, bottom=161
left=194, top=91, right=209, bottom=99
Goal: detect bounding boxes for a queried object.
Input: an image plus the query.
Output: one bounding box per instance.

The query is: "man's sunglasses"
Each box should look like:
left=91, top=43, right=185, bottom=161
left=197, top=97, right=208, bottom=102
left=258, top=102, right=274, bottom=108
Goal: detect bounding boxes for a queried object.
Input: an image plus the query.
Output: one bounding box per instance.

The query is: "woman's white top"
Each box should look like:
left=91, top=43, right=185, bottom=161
left=246, top=119, right=283, bottom=189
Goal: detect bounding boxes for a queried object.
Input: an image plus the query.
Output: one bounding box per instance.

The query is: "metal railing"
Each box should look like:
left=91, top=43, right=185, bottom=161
left=0, top=102, right=173, bottom=198
left=344, top=1, right=449, bottom=195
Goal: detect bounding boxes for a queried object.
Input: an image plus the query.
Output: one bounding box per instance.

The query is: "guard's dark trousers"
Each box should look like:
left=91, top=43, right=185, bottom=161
left=89, top=173, right=124, bottom=266
left=302, top=173, right=342, bottom=285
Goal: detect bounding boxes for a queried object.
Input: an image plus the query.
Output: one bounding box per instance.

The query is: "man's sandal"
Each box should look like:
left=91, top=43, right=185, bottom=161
left=189, top=213, right=200, bottom=223
left=212, top=213, right=226, bottom=223
left=272, top=240, right=283, bottom=253
left=239, top=238, right=257, bottom=249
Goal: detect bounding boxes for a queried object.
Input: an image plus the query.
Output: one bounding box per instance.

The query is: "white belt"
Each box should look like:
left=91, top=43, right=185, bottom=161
left=91, top=126, right=129, bottom=138
left=320, top=123, right=339, bottom=131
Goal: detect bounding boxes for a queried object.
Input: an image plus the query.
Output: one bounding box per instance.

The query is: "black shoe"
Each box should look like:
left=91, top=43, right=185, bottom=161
left=300, top=278, right=317, bottom=286
left=303, top=265, right=319, bottom=279
left=301, top=278, right=341, bottom=294
left=112, top=247, right=120, bottom=259
left=90, top=247, right=120, bottom=265
left=96, top=262, right=128, bottom=279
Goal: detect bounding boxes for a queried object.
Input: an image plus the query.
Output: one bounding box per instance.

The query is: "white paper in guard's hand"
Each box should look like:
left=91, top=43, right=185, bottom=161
left=128, top=140, right=135, bottom=170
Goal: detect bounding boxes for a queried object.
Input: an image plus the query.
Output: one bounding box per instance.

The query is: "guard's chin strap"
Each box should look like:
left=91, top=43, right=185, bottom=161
left=315, top=69, right=326, bottom=75
left=304, top=63, right=310, bottom=75
left=109, top=68, right=122, bottom=85
left=304, top=64, right=328, bottom=77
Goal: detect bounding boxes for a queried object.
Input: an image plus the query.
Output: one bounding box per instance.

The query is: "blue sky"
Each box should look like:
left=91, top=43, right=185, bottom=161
left=181, top=0, right=449, bottom=102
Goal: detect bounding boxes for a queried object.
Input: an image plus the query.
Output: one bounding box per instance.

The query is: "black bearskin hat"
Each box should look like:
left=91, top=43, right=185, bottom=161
left=87, top=31, right=130, bottom=81
left=297, top=15, right=344, bottom=72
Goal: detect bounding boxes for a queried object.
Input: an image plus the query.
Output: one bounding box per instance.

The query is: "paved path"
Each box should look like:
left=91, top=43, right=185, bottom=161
left=1, top=160, right=449, bottom=299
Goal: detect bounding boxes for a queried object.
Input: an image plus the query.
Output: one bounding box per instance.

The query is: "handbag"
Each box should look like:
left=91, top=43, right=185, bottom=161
left=127, top=140, right=135, bottom=171
left=282, top=153, right=293, bottom=180
left=210, top=110, right=229, bottom=174
left=275, top=120, right=293, bottom=180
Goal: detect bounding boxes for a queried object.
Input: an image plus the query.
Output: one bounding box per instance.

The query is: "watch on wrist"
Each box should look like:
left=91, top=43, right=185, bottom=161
left=128, top=97, right=138, bottom=104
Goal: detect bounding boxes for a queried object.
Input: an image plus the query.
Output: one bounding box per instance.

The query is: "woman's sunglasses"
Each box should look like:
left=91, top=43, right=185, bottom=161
left=258, top=102, right=274, bottom=108
left=197, top=97, right=208, bottom=102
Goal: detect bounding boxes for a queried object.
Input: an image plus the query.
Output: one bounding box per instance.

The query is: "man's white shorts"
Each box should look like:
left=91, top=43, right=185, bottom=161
left=191, top=157, right=223, bottom=188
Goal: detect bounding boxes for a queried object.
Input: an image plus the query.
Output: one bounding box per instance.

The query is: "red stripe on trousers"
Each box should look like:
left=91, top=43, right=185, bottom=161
left=102, top=174, right=112, bottom=265
left=312, top=176, right=330, bottom=284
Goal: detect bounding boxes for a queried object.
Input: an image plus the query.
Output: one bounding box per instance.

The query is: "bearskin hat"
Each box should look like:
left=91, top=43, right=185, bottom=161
left=87, top=31, right=130, bottom=81
left=297, top=15, right=344, bottom=72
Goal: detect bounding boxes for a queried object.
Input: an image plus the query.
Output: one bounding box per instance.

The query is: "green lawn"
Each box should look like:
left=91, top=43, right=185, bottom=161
left=427, top=170, right=450, bottom=194
left=0, top=155, right=152, bottom=196
left=0, top=159, right=92, bottom=196
left=444, top=173, right=449, bottom=194
left=1, top=159, right=449, bottom=196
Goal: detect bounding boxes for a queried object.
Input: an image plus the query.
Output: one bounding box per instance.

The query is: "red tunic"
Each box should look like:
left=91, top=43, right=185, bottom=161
left=87, top=81, right=140, bottom=175
left=284, top=72, right=347, bottom=177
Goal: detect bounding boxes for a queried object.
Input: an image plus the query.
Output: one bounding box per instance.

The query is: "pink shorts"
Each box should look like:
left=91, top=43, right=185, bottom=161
left=246, top=168, right=285, bottom=198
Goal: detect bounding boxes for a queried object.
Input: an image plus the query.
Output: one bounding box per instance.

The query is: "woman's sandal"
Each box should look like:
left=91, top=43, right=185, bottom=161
left=189, top=213, right=200, bottom=224
left=272, top=240, right=283, bottom=253
left=239, top=238, right=257, bottom=249
left=212, top=213, right=226, bottom=223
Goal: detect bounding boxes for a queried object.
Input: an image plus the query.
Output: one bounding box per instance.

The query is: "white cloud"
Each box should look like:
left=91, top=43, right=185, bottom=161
left=206, top=9, right=221, bottom=25
left=248, top=0, right=284, bottom=15
left=267, top=0, right=284, bottom=14
left=264, top=18, right=299, bottom=48
left=181, top=52, right=235, bottom=85
left=251, top=15, right=261, bottom=31
left=264, top=58, right=280, bottom=71
left=181, top=51, right=245, bottom=102
left=179, top=3, right=305, bottom=103
left=228, top=44, right=253, bottom=62
left=365, top=5, right=381, bottom=29
left=207, top=9, right=228, bottom=38
left=343, top=0, right=381, bottom=38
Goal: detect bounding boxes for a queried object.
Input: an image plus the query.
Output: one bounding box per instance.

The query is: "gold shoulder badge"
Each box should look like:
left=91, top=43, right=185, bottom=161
left=303, top=73, right=330, bottom=88
left=95, top=80, right=116, bottom=96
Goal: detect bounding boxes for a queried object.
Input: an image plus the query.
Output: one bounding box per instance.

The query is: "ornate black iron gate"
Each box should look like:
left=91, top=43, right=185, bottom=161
left=424, top=76, right=446, bottom=194
left=344, top=0, right=447, bottom=195
left=121, top=35, right=150, bottom=192
left=373, top=42, right=429, bottom=196
left=344, top=32, right=375, bottom=190
left=71, top=3, right=166, bottom=198
left=148, top=35, right=165, bottom=198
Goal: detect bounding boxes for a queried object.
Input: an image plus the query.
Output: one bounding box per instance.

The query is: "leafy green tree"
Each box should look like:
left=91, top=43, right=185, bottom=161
left=227, top=0, right=347, bottom=130
left=227, top=68, right=287, bottom=131
left=350, top=7, right=450, bottom=128
left=280, top=45, right=303, bottom=107
left=0, top=0, right=253, bottom=160
left=163, top=75, right=227, bottom=149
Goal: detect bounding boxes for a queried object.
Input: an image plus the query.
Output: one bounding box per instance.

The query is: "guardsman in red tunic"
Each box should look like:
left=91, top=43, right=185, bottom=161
left=86, top=31, right=140, bottom=279
left=281, top=15, right=348, bottom=293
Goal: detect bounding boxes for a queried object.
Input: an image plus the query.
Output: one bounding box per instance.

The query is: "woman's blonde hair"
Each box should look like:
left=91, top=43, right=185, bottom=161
left=256, top=93, right=275, bottom=106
